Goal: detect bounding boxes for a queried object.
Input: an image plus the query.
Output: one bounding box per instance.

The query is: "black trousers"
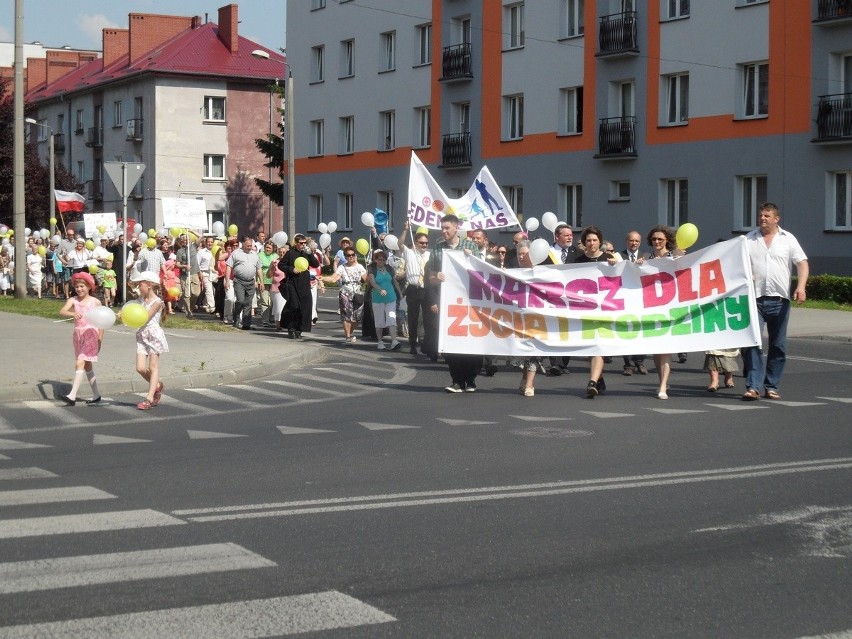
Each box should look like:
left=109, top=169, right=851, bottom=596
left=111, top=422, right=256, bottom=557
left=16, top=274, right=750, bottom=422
left=445, top=354, right=483, bottom=386
left=405, top=285, right=431, bottom=351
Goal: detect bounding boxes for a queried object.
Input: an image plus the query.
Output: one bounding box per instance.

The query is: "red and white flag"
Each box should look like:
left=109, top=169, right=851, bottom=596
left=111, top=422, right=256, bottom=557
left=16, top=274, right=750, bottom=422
left=54, top=190, right=86, bottom=213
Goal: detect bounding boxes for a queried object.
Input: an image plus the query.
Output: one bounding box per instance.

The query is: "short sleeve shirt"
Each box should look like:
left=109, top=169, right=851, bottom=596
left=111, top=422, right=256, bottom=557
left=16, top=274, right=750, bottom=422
left=745, top=227, right=807, bottom=299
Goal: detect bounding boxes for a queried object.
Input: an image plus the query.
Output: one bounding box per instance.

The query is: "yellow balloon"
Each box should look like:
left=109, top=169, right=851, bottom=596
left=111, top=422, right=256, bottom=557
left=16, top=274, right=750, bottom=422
left=416, top=226, right=429, bottom=236
left=355, top=239, right=369, bottom=256
left=148, top=229, right=157, bottom=238
left=167, top=286, right=181, bottom=298
left=228, top=224, right=239, bottom=237
left=293, top=256, right=309, bottom=273
left=88, top=263, right=99, bottom=274
left=169, top=227, right=182, bottom=238
left=49, top=217, right=57, bottom=225
left=120, top=302, right=148, bottom=329
left=38, top=246, right=46, bottom=256
left=85, top=239, right=95, bottom=250
left=97, top=225, right=106, bottom=234
left=675, top=223, right=699, bottom=250
left=145, top=237, right=156, bottom=249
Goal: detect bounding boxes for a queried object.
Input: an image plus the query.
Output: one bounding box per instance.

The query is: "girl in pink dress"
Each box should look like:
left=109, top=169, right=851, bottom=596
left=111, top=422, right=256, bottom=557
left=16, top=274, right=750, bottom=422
left=130, top=271, right=169, bottom=410
left=58, top=272, right=104, bottom=406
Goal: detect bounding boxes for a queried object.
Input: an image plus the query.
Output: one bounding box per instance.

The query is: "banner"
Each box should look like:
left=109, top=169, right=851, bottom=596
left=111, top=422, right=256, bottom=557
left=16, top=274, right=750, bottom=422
left=54, top=189, right=86, bottom=213
left=438, top=237, right=761, bottom=357
left=407, top=152, right=520, bottom=231
left=161, top=197, right=208, bottom=230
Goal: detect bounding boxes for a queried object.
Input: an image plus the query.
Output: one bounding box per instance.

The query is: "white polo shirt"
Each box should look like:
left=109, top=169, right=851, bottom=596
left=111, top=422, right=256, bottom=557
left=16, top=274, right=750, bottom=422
left=745, top=227, right=807, bottom=299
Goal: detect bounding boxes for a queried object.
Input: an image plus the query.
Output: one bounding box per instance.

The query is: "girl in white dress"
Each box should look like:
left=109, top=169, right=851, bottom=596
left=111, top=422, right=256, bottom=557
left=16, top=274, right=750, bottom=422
left=130, top=271, right=169, bottom=410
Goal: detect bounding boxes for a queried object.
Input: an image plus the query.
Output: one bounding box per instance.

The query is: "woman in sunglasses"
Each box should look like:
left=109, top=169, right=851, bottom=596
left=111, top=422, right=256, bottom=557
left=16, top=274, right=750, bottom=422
left=321, top=248, right=367, bottom=344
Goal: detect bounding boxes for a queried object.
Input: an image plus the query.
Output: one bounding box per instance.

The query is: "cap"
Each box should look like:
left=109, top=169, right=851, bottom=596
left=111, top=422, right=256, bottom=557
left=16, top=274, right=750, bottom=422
left=70, top=272, right=96, bottom=290
left=130, top=271, right=161, bottom=284
left=339, top=237, right=352, bottom=246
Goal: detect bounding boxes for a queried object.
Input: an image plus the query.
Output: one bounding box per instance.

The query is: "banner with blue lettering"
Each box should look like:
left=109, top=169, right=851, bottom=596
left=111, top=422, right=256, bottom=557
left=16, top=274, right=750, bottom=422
left=407, top=152, right=520, bottom=231
left=438, top=237, right=761, bottom=356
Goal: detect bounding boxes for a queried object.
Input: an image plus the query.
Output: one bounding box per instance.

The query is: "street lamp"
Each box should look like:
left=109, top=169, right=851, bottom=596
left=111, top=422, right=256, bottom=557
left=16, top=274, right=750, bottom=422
left=253, top=50, right=295, bottom=238
left=25, top=118, right=56, bottom=231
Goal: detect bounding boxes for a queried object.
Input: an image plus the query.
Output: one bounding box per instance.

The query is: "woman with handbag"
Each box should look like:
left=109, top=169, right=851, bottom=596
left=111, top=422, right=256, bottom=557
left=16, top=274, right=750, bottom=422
left=321, top=246, right=366, bottom=344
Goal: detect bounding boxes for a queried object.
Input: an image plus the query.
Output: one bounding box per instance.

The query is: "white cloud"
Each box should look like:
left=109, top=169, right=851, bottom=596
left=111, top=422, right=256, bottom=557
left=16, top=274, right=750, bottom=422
left=76, top=14, right=120, bottom=46
left=0, top=25, right=13, bottom=42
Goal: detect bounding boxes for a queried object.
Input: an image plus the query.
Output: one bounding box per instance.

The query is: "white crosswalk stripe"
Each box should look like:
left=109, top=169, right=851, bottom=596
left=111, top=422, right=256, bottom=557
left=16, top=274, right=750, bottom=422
left=263, top=379, right=348, bottom=397
left=0, top=486, right=115, bottom=507
left=0, top=509, right=185, bottom=540
left=0, top=438, right=51, bottom=450
left=0, top=467, right=57, bottom=481
left=182, top=387, right=258, bottom=407
left=0, top=591, right=395, bottom=637
left=0, top=543, right=276, bottom=595
left=21, top=400, right=88, bottom=425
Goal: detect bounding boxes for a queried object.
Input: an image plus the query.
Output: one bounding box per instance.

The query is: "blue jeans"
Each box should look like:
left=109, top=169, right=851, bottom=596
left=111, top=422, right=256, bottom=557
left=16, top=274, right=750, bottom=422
left=743, top=297, right=790, bottom=392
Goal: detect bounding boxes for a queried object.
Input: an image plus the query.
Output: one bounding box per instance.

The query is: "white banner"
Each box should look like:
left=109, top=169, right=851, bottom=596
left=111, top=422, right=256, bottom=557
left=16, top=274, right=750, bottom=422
left=82, top=213, right=118, bottom=239
left=438, top=237, right=761, bottom=357
left=161, top=198, right=208, bottom=230
left=407, top=152, right=520, bottom=231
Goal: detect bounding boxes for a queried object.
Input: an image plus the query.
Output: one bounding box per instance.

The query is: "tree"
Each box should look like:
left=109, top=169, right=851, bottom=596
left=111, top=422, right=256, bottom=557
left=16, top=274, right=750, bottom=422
left=254, top=83, right=285, bottom=207
left=0, top=75, right=82, bottom=231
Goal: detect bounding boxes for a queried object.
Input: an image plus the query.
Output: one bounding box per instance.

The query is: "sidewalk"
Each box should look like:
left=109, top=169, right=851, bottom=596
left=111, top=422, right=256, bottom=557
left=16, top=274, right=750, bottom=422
left=0, top=306, right=849, bottom=403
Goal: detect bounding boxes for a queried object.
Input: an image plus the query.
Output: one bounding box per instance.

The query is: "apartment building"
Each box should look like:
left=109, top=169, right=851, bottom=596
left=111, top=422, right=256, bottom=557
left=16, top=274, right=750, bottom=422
left=287, top=0, right=852, bottom=275
left=25, top=4, right=286, bottom=235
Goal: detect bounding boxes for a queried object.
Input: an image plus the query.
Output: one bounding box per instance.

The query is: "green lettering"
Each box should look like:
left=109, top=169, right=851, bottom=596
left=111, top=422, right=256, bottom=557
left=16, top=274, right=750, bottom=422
left=581, top=317, right=615, bottom=339
left=700, top=300, right=727, bottom=333
left=670, top=306, right=691, bottom=336
left=641, top=314, right=670, bottom=337
left=725, top=295, right=751, bottom=330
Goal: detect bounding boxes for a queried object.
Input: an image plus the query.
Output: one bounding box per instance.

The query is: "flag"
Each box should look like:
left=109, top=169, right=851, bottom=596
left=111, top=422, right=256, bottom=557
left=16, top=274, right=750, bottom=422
left=407, top=152, right=520, bottom=231
left=54, top=190, right=86, bottom=213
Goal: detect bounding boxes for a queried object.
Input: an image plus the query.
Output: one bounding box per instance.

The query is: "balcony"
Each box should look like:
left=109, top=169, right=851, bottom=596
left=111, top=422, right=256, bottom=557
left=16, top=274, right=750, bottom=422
left=126, top=118, right=143, bottom=142
left=814, top=93, right=852, bottom=143
left=440, top=132, right=472, bottom=168
left=815, top=0, right=852, bottom=24
left=595, top=116, right=637, bottom=158
left=53, top=132, right=65, bottom=153
left=130, top=178, right=144, bottom=199
left=85, top=127, right=103, bottom=148
left=440, top=43, right=473, bottom=81
left=89, top=178, right=103, bottom=200
left=597, top=11, right=638, bottom=58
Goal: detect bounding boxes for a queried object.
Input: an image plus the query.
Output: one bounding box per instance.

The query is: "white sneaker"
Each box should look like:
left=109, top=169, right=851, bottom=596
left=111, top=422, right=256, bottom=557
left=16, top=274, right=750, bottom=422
left=390, top=339, right=400, bottom=350
left=377, top=342, right=386, bottom=350
left=524, top=387, right=535, bottom=397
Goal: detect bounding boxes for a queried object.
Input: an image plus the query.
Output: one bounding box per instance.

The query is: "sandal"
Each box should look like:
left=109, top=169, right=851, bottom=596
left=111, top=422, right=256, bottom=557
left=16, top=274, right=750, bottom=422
left=152, top=382, right=164, bottom=405
left=137, top=399, right=154, bottom=410
left=764, top=390, right=781, bottom=400
left=741, top=389, right=760, bottom=401
left=706, top=385, right=718, bottom=393
left=725, top=382, right=736, bottom=389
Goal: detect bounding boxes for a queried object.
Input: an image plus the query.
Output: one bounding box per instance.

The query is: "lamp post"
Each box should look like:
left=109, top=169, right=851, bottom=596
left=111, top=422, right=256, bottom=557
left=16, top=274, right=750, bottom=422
left=252, top=50, right=295, bottom=238
left=25, top=118, right=56, bottom=231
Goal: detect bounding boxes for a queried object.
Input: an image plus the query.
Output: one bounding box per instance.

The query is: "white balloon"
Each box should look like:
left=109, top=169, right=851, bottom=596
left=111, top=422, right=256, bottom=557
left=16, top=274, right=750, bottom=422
left=327, top=221, right=338, bottom=233
left=138, top=232, right=148, bottom=242
left=541, top=212, right=558, bottom=232
left=85, top=306, right=117, bottom=329
left=212, top=221, right=226, bottom=235
left=529, top=238, right=551, bottom=265
left=383, top=234, right=399, bottom=251
left=24, top=227, right=32, bottom=236
left=524, top=217, right=539, bottom=232
left=361, top=211, right=374, bottom=227
left=1, top=238, right=9, bottom=246
left=52, top=234, right=61, bottom=245
left=39, top=228, right=50, bottom=239
left=317, top=222, right=328, bottom=234
left=319, top=233, right=331, bottom=249
left=0, top=225, right=7, bottom=235
left=272, top=231, right=288, bottom=247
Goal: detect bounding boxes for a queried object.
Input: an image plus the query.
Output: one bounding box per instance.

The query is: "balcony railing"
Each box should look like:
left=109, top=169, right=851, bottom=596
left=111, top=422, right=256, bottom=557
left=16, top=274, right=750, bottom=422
left=53, top=132, right=65, bottom=153
left=598, top=11, right=638, bottom=56
left=815, top=93, right=852, bottom=141
left=597, top=116, right=637, bottom=157
left=126, top=118, right=143, bottom=142
left=441, top=132, right=472, bottom=167
left=816, top=0, right=852, bottom=21
left=85, top=127, right=103, bottom=148
left=89, top=178, right=103, bottom=200
left=440, top=43, right=473, bottom=81
left=130, top=178, right=144, bottom=199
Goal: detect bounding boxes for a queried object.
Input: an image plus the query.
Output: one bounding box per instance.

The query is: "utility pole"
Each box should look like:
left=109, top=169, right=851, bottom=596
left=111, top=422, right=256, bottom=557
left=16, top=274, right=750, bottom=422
left=12, top=0, right=25, bottom=298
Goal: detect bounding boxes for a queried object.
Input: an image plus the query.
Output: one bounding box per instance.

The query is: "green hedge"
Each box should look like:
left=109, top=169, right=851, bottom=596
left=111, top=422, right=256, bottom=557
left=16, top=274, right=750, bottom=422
left=793, top=275, right=852, bottom=305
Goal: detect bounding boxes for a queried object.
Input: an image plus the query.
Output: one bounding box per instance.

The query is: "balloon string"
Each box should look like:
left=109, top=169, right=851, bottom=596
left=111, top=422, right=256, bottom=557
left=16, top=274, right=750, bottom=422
left=53, top=318, right=74, bottom=322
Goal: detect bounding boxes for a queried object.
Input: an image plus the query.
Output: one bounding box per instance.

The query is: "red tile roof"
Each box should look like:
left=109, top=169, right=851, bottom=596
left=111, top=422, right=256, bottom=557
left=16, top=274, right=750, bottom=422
left=27, top=22, right=285, bottom=103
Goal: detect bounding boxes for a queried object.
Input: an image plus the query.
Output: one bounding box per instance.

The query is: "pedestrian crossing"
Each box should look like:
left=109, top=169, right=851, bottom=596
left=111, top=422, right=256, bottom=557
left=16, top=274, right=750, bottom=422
left=0, top=456, right=395, bottom=635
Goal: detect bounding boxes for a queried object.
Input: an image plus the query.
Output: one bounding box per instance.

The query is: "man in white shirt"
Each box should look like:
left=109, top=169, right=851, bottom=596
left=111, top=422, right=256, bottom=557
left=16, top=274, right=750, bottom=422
left=400, top=220, right=433, bottom=356
left=196, top=236, right=215, bottom=313
left=741, top=202, right=808, bottom=401
left=225, top=236, right=264, bottom=330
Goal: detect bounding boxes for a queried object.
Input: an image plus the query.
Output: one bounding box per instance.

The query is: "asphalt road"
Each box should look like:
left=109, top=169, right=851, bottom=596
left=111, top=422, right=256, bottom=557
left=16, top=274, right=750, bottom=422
left=1, top=317, right=851, bottom=637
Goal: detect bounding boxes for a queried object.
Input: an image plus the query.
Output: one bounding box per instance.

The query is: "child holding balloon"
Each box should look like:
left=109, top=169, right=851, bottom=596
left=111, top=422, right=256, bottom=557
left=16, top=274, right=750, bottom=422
left=127, top=271, right=169, bottom=410
left=58, top=272, right=104, bottom=406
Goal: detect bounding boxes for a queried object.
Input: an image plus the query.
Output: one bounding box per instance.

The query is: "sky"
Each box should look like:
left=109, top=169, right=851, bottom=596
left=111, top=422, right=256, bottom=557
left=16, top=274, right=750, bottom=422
left=0, top=1, right=286, bottom=52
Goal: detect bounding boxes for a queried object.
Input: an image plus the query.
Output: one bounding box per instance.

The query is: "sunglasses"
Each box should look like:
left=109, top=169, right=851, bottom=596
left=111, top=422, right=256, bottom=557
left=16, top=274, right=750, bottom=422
left=344, top=253, right=356, bottom=257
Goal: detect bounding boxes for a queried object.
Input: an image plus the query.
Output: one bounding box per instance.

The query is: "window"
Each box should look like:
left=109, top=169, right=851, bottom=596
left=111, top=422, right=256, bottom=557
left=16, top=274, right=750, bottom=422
left=339, top=116, right=354, bottom=154
left=203, top=155, right=225, bottom=180
left=340, top=40, right=354, bottom=78
left=736, top=175, right=767, bottom=229
left=831, top=171, right=852, bottom=229
left=741, top=62, right=768, bottom=118
left=559, top=86, right=584, bottom=135
left=559, top=184, right=583, bottom=228
left=664, top=73, right=689, bottom=124
left=663, top=178, right=688, bottom=226
left=309, top=195, right=324, bottom=230
left=203, top=96, right=226, bottom=121
left=339, top=193, right=354, bottom=229
left=415, top=106, right=431, bottom=148
left=380, top=31, right=396, bottom=72
left=504, top=186, right=524, bottom=220
left=561, top=0, right=584, bottom=38
left=380, top=110, right=395, bottom=150
left=619, top=81, right=635, bottom=117
left=456, top=102, right=471, bottom=133
left=458, top=17, right=472, bottom=45
left=76, top=161, right=85, bottom=182
left=610, top=180, right=631, bottom=201
left=75, top=109, right=84, bottom=134
left=505, top=3, right=525, bottom=49
left=310, top=119, right=325, bottom=156
left=378, top=191, right=394, bottom=229
left=112, top=101, right=122, bottom=128
left=311, top=0, right=326, bottom=9
left=417, top=24, right=432, bottom=65
left=665, top=0, right=689, bottom=19
left=56, top=113, right=64, bottom=137
left=311, top=46, right=325, bottom=83
left=505, top=94, right=524, bottom=140
left=503, top=2, right=525, bottom=49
